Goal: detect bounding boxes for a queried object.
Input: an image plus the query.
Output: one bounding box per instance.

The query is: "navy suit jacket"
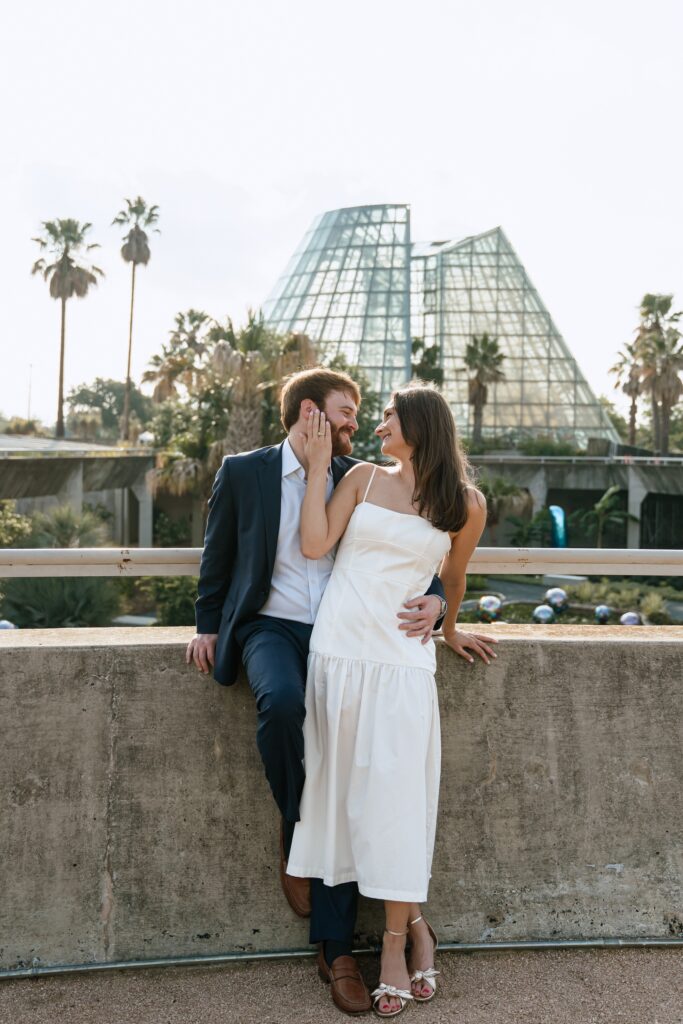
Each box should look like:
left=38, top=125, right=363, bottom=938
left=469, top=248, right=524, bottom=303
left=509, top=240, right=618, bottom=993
left=195, top=441, right=446, bottom=686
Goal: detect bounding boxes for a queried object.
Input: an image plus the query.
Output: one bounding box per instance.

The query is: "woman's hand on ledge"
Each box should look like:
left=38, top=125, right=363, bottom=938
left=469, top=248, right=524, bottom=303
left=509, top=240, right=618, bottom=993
left=442, top=627, right=498, bottom=665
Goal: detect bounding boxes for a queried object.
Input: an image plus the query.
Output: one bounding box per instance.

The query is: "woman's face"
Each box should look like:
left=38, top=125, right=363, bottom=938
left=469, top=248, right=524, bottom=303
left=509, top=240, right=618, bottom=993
left=375, top=402, right=410, bottom=458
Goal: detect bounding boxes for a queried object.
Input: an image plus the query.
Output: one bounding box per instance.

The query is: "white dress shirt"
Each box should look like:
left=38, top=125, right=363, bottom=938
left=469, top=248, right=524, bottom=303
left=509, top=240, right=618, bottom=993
left=259, top=437, right=337, bottom=624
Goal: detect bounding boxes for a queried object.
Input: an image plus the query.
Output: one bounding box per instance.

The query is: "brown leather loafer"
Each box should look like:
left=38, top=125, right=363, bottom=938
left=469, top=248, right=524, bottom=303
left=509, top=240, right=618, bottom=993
left=279, top=820, right=311, bottom=918
left=317, top=947, right=372, bottom=1015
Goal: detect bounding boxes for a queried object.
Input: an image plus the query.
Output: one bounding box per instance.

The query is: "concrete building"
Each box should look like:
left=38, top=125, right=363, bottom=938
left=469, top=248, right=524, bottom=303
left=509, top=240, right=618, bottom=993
left=472, top=453, right=683, bottom=549
left=0, top=435, right=154, bottom=546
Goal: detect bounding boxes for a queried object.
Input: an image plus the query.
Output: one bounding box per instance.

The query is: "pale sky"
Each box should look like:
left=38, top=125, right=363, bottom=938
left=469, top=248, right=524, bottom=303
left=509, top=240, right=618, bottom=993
left=2, top=0, right=682, bottom=426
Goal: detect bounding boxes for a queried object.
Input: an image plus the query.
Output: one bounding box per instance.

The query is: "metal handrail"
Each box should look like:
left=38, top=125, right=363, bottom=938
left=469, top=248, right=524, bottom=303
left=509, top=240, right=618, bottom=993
left=0, top=546, right=681, bottom=578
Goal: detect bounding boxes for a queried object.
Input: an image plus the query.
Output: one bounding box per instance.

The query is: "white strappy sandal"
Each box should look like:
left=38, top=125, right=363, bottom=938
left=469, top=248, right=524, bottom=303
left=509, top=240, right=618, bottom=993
left=371, top=927, right=415, bottom=1018
left=408, top=914, right=440, bottom=1003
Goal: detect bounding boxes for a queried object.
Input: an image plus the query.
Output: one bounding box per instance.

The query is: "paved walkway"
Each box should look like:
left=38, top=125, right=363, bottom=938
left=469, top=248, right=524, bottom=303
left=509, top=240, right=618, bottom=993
left=1, top=947, right=681, bottom=1024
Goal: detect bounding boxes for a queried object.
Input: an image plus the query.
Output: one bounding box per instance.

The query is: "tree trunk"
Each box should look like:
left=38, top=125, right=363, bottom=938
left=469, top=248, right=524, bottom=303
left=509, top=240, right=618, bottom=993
left=650, top=393, right=661, bottom=453
left=473, top=401, right=483, bottom=444
left=122, top=262, right=137, bottom=442
left=660, top=400, right=670, bottom=456
left=56, top=297, right=66, bottom=438
left=628, top=397, right=637, bottom=446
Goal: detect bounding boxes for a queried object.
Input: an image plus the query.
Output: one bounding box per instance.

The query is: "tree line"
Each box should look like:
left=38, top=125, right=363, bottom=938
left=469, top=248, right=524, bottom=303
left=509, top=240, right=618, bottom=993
left=22, top=201, right=683, bottom=458
left=610, top=294, right=683, bottom=454
left=30, top=198, right=159, bottom=439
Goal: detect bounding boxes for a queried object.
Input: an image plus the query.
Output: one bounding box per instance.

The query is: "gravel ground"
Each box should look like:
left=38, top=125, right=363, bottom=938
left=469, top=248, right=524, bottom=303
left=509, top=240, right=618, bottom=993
left=0, top=947, right=681, bottom=1024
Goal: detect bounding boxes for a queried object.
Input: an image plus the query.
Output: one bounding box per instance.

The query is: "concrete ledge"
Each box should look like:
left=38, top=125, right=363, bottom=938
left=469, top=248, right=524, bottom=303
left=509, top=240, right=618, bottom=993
left=0, top=626, right=681, bottom=970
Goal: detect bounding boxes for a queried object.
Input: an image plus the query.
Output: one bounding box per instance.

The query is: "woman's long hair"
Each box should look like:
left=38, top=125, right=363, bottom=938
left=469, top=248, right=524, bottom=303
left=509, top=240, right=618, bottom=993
left=392, top=382, right=475, bottom=533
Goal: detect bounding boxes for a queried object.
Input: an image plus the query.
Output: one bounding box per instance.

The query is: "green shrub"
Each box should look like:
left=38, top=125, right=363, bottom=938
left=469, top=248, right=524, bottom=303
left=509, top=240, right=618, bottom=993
left=517, top=435, right=579, bottom=456
left=466, top=574, right=489, bottom=591
left=0, top=501, right=32, bottom=547
left=140, top=576, right=198, bottom=626
left=27, top=505, right=108, bottom=548
left=0, top=504, right=118, bottom=628
left=1, top=576, right=120, bottom=628
left=153, top=510, right=191, bottom=547
left=566, top=578, right=672, bottom=624
left=506, top=508, right=553, bottom=547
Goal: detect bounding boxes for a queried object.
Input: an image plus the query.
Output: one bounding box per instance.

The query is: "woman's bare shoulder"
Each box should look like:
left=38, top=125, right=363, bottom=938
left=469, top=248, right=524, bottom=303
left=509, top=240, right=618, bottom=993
left=342, top=461, right=379, bottom=480
left=337, top=460, right=378, bottom=494
left=464, top=484, right=487, bottom=511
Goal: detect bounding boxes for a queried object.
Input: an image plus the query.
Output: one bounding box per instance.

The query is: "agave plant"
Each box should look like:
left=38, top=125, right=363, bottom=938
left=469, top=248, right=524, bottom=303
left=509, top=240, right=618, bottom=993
left=27, top=505, right=109, bottom=548
left=0, top=505, right=119, bottom=627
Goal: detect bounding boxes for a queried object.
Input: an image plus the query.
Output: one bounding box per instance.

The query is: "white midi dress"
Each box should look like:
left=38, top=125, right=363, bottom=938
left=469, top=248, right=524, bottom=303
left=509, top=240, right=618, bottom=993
left=287, top=470, right=452, bottom=903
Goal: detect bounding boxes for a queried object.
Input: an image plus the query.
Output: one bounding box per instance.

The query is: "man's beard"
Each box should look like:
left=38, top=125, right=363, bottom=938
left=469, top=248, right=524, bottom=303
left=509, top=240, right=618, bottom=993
left=330, top=423, right=354, bottom=457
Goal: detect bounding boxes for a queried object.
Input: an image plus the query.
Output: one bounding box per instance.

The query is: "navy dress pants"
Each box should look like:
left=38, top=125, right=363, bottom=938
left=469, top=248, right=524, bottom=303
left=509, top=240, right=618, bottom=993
left=236, top=614, right=358, bottom=944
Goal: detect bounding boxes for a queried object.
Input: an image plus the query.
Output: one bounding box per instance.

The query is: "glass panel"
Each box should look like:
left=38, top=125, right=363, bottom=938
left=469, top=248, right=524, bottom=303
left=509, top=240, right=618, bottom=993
left=389, top=293, right=405, bottom=315
left=367, top=293, right=388, bottom=317
left=323, top=318, right=346, bottom=341
left=329, top=293, right=351, bottom=317
left=343, top=317, right=364, bottom=341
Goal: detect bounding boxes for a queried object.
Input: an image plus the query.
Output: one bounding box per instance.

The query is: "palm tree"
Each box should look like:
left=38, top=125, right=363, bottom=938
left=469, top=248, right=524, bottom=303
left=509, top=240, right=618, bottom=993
left=144, top=311, right=316, bottom=542
left=144, top=309, right=211, bottom=403
left=31, top=219, right=104, bottom=438
left=464, top=333, right=506, bottom=443
left=634, top=294, right=682, bottom=454
left=112, top=196, right=160, bottom=442
left=411, top=337, right=444, bottom=386
left=609, top=341, right=642, bottom=446
left=657, top=329, right=683, bottom=454
left=568, top=485, right=637, bottom=548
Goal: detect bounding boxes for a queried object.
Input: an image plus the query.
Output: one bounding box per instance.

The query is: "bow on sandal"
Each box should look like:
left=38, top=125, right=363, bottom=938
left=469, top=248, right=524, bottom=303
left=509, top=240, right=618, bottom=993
left=371, top=982, right=414, bottom=1018
left=372, top=927, right=415, bottom=1018
left=409, top=914, right=440, bottom=1002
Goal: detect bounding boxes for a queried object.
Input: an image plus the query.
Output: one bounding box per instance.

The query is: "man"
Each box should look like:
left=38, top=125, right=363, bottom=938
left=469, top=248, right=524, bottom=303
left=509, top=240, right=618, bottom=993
left=186, top=367, right=446, bottom=1014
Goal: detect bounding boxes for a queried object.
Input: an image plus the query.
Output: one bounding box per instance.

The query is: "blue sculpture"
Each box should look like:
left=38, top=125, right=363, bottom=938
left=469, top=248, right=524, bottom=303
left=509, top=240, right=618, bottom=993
left=478, top=595, right=503, bottom=623
left=619, top=611, right=642, bottom=626
left=548, top=505, right=567, bottom=548
left=532, top=604, right=556, bottom=624
left=0, top=619, right=17, bottom=629
left=544, top=587, right=569, bottom=613
left=594, top=604, right=612, bottom=624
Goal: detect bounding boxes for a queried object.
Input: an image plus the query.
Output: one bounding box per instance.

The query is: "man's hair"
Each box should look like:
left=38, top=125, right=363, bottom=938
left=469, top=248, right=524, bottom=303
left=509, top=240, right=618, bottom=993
left=280, top=366, right=362, bottom=431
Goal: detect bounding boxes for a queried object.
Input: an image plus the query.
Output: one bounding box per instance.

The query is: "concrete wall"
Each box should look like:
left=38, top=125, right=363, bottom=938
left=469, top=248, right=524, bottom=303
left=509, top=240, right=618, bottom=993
left=0, top=626, right=681, bottom=970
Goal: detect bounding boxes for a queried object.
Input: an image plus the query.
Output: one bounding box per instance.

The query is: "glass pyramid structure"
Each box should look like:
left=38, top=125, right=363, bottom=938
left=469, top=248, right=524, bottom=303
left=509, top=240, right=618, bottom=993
left=263, top=204, right=618, bottom=443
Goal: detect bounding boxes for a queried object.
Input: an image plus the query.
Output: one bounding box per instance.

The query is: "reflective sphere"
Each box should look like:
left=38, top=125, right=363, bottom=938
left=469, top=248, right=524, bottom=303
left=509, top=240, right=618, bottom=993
left=544, top=587, right=569, bottom=613
left=532, top=604, right=556, bottom=624
left=478, top=595, right=502, bottom=623
left=620, top=611, right=642, bottom=626
left=0, top=619, right=17, bottom=629
left=594, top=604, right=612, bottom=624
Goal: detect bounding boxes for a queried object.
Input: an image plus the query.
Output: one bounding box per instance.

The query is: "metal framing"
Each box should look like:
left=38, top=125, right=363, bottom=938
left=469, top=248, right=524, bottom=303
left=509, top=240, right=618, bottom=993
left=264, top=205, right=618, bottom=444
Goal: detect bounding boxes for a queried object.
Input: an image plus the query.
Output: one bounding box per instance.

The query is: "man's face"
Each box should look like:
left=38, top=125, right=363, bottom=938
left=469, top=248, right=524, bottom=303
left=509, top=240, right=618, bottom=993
left=322, top=390, right=359, bottom=456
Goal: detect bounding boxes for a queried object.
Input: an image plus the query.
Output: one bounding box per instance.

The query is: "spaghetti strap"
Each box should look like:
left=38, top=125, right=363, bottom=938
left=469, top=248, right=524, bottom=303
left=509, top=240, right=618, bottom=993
left=361, top=465, right=378, bottom=503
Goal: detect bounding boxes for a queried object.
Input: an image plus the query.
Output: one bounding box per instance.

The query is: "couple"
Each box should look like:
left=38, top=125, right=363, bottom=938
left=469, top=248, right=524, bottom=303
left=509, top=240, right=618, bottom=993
left=186, top=367, right=496, bottom=1017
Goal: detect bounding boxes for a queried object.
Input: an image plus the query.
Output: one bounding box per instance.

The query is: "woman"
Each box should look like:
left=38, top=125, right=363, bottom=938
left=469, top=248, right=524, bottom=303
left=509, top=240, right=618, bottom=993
left=287, top=383, right=496, bottom=1016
